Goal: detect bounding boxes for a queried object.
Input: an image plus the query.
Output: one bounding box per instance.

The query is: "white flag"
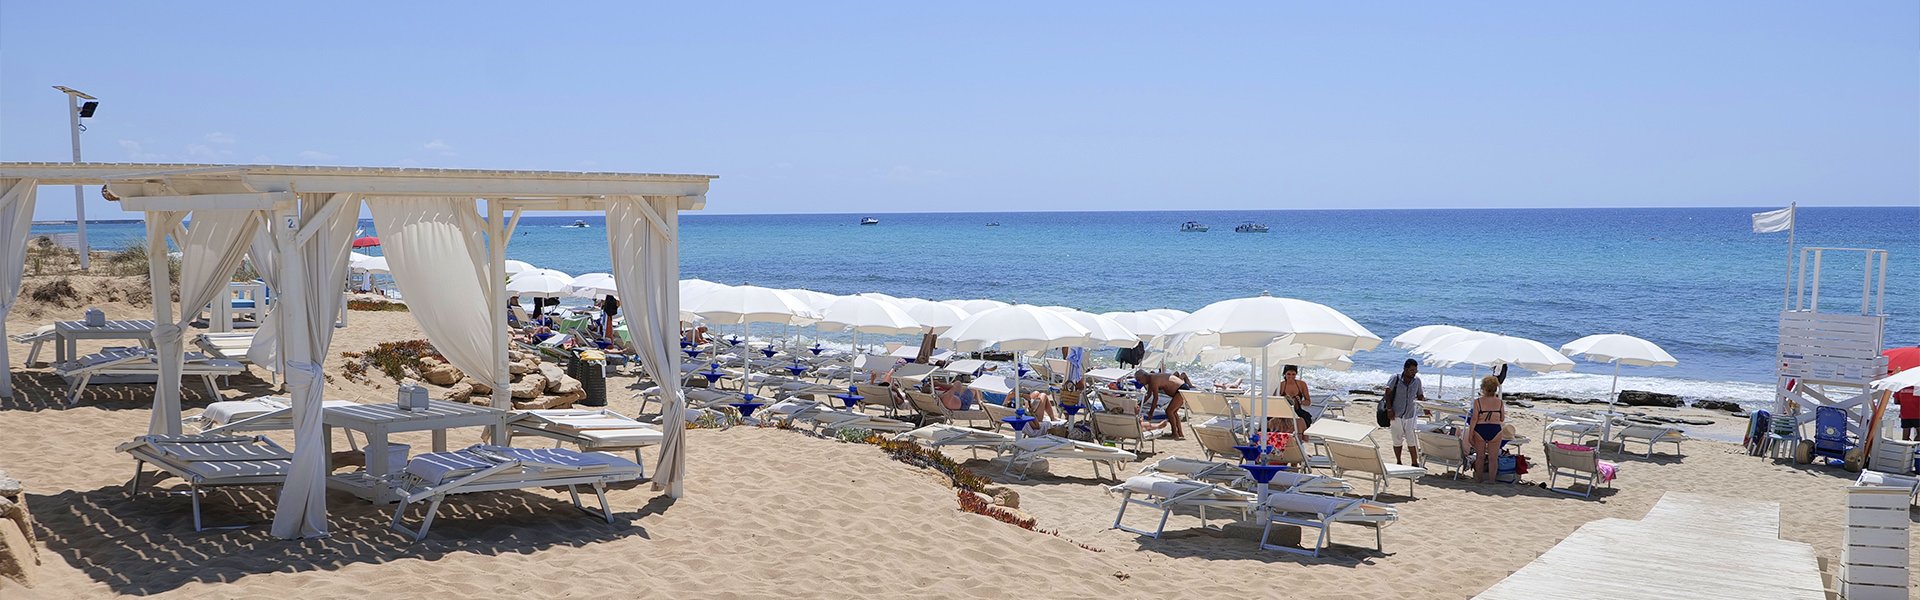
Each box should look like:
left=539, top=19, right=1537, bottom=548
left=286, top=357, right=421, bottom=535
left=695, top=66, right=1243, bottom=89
left=1752, top=206, right=1793, bottom=234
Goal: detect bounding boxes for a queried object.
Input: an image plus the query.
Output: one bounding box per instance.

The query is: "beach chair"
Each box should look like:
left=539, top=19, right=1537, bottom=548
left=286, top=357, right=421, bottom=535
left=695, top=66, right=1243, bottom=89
left=1418, top=431, right=1469, bottom=480
left=905, top=390, right=1010, bottom=429
left=853, top=382, right=903, bottom=416
left=192, top=331, right=257, bottom=363
left=1257, top=491, right=1398, bottom=557
left=1140, top=457, right=1352, bottom=496
left=1615, top=424, right=1688, bottom=458
left=893, top=423, right=1015, bottom=452
left=1194, top=425, right=1245, bottom=462
left=997, top=435, right=1137, bottom=480
left=1544, top=442, right=1617, bottom=498
left=388, top=444, right=645, bottom=541
left=1324, top=440, right=1423, bottom=500
left=117, top=434, right=293, bottom=531
left=1107, top=473, right=1256, bottom=538
left=1545, top=413, right=1604, bottom=446
left=1765, top=409, right=1802, bottom=460
left=55, top=348, right=245, bottom=407
left=190, top=397, right=360, bottom=434
left=507, top=408, right=664, bottom=470
left=9, top=324, right=55, bottom=367
left=765, top=398, right=914, bottom=435
left=1269, top=435, right=1334, bottom=473
left=1181, top=391, right=1236, bottom=420
left=1092, top=411, right=1166, bottom=455
left=1796, top=406, right=1857, bottom=467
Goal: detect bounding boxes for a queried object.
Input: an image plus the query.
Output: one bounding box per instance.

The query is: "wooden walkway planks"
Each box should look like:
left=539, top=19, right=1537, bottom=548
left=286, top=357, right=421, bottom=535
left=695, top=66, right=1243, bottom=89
left=1475, top=493, right=1827, bottom=600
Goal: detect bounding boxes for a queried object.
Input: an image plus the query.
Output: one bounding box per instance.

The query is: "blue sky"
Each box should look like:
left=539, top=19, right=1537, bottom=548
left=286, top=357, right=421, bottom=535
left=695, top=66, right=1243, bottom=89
left=3, top=2, right=1915, bottom=219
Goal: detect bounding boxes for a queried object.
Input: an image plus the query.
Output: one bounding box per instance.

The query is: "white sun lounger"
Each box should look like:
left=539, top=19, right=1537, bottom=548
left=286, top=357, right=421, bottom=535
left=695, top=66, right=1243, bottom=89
left=388, top=444, right=646, bottom=540
left=508, top=408, right=665, bottom=470
left=766, top=399, right=915, bottom=434
left=9, top=324, right=55, bottom=367
left=1325, top=440, right=1424, bottom=500
left=1141, top=457, right=1352, bottom=496
left=1257, top=491, right=1398, bottom=556
left=192, top=331, right=257, bottom=363
left=116, top=434, right=293, bottom=531
left=190, top=397, right=361, bottom=434
left=895, top=422, right=1016, bottom=448
left=997, top=435, right=1137, bottom=480
left=1107, top=473, right=1256, bottom=538
left=55, top=347, right=245, bottom=407
left=1614, top=424, right=1688, bottom=457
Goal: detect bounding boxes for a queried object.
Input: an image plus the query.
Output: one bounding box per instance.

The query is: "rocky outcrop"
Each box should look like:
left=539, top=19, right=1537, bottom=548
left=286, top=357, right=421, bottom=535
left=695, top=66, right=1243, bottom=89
left=1692, top=399, right=1743, bottom=413
left=510, top=374, right=548, bottom=400
left=1617, top=390, right=1681, bottom=408
left=0, top=470, right=38, bottom=586
left=421, top=360, right=463, bottom=386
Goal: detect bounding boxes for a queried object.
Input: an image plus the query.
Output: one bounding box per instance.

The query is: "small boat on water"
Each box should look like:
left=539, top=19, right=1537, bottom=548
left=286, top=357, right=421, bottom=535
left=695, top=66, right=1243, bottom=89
left=567, top=220, right=590, bottom=228
left=985, top=222, right=1000, bottom=227
left=1180, top=221, right=1209, bottom=232
left=1234, top=222, right=1269, bottom=233
left=860, top=217, right=880, bottom=225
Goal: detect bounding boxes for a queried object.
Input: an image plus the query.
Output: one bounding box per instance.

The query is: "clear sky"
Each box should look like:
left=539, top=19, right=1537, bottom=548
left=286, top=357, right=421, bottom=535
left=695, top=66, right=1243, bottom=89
left=3, top=2, right=1915, bottom=219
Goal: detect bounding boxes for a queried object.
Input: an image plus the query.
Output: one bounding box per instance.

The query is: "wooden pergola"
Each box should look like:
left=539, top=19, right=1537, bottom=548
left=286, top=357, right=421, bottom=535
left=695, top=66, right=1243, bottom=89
left=0, top=163, right=713, bottom=538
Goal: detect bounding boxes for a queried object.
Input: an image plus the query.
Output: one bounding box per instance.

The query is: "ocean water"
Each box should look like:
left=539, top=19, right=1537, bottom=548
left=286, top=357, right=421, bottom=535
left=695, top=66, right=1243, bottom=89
left=32, top=207, right=1920, bottom=406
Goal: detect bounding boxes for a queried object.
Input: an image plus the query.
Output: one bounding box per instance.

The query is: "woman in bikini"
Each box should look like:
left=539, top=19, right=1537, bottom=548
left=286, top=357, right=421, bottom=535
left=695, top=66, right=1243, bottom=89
left=1468, top=375, right=1507, bottom=483
left=1274, top=364, right=1314, bottom=436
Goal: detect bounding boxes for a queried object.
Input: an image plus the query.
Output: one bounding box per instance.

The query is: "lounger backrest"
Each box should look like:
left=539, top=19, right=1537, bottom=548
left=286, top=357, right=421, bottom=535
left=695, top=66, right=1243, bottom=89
left=1044, top=358, right=1071, bottom=384
left=904, top=390, right=947, bottom=416
left=1418, top=432, right=1465, bottom=463
left=894, top=363, right=936, bottom=378
left=1098, top=389, right=1141, bottom=414
left=1325, top=440, right=1386, bottom=476
left=1093, top=412, right=1142, bottom=440
left=1194, top=426, right=1241, bottom=457
left=1183, top=391, right=1231, bottom=418
left=1544, top=442, right=1597, bottom=472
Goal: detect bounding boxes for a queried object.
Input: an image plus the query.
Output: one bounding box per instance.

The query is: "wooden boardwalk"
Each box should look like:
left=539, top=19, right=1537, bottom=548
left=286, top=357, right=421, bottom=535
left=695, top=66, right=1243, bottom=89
left=1474, top=492, right=1827, bottom=600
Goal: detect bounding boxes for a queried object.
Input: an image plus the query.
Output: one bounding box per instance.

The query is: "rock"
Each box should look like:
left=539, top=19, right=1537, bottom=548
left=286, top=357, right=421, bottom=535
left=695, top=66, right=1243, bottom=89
left=1508, top=392, right=1584, bottom=404
left=508, top=349, right=533, bottom=363
left=1676, top=417, right=1716, bottom=426
left=0, top=472, right=18, bottom=498
left=1692, top=399, right=1743, bottom=413
left=982, top=485, right=1020, bottom=509
left=1346, top=389, right=1382, bottom=397
left=1616, top=390, right=1681, bottom=408
left=0, top=471, right=37, bottom=585
left=463, top=377, right=493, bottom=396
left=513, top=390, right=581, bottom=410
left=511, top=374, right=548, bottom=399
left=549, top=375, right=581, bottom=395
left=422, top=362, right=463, bottom=386
left=539, top=363, right=566, bottom=385
left=508, top=361, right=534, bottom=376
left=441, top=382, right=474, bottom=403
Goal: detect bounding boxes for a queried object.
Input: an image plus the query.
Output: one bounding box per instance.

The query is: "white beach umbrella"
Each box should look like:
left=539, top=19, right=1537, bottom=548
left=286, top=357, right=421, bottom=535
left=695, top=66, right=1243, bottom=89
left=906, top=302, right=973, bottom=334
left=1101, top=311, right=1179, bottom=338
left=1164, top=294, right=1378, bottom=439
left=1392, top=324, right=1473, bottom=350
left=506, top=270, right=575, bottom=298
left=951, top=298, right=1011, bottom=314
left=515, top=268, right=571, bottom=281
left=1050, top=309, right=1140, bottom=348
left=938, top=304, right=1094, bottom=421
left=348, top=252, right=375, bottom=268
left=1561, top=334, right=1679, bottom=440
left=1144, top=308, right=1191, bottom=323
left=1426, top=334, right=1576, bottom=373
left=680, top=279, right=727, bottom=305
left=1411, top=330, right=1494, bottom=357
left=683, top=285, right=819, bottom=392
left=818, top=296, right=921, bottom=335
left=354, top=256, right=389, bottom=274
left=782, top=288, right=841, bottom=314
left=1873, top=368, right=1920, bottom=394
left=569, top=272, right=619, bottom=297
left=503, top=259, right=537, bottom=275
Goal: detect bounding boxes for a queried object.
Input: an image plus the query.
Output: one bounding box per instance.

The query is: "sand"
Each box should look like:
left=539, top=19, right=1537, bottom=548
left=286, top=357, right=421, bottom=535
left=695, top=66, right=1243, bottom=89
left=0, top=281, right=1900, bottom=599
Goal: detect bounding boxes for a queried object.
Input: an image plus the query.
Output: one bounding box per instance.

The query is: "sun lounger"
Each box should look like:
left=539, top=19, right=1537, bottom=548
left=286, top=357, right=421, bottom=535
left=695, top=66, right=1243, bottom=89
left=894, top=422, right=1016, bottom=449
left=1257, top=491, right=1397, bottom=556
left=1324, top=440, right=1424, bottom=500
left=1856, top=438, right=1920, bottom=506
left=766, top=399, right=914, bottom=434
left=507, top=408, right=665, bottom=469
left=117, top=434, right=293, bottom=531
left=1544, top=441, right=1617, bottom=497
left=9, top=324, right=55, bottom=367
left=192, top=331, right=257, bottom=363
left=1614, top=424, right=1688, bottom=458
left=388, top=444, right=645, bottom=540
left=1418, top=431, right=1469, bottom=480
left=905, top=390, right=1014, bottom=429
left=55, top=347, right=245, bottom=407
left=1107, top=473, right=1256, bottom=538
left=190, top=397, right=360, bottom=434
left=1091, top=411, right=1167, bottom=454
left=1140, top=456, right=1351, bottom=496
left=997, top=434, right=1137, bottom=480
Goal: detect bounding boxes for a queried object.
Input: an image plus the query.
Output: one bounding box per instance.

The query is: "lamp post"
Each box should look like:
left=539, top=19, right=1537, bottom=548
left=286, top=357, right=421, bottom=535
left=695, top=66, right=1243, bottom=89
left=54, top=86, right=98, bottom=270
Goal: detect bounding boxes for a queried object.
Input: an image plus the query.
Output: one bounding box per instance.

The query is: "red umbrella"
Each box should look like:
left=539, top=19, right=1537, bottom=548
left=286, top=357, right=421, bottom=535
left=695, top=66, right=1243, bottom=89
left=351, top=236, right=380, bottom=248
left=1887, top=347, right=1920, bottom=374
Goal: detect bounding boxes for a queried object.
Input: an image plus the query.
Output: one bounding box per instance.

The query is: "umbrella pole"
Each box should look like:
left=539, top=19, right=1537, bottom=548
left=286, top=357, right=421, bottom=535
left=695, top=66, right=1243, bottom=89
left=1605, top=360, right=1621, bottom=444
left=1259, top=344, right=1270, bottom=446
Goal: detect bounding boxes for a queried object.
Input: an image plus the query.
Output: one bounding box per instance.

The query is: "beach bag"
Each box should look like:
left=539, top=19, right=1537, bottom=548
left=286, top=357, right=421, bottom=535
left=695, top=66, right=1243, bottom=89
left=1376, top=387, right=1395, bottom=427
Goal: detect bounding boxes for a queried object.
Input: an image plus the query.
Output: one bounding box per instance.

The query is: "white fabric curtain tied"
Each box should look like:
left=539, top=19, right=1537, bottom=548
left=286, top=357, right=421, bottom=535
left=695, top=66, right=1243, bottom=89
left=367, top=197, right=503, bottom=386
left=271, top=192, right=362, bottom=539
left=607, top=197, right=686, bottom=496
left=0, top=178, right=39, bottom=399
left=150, top=209, right=261, bottom=435
left=245, top=224, right=284, bottom=368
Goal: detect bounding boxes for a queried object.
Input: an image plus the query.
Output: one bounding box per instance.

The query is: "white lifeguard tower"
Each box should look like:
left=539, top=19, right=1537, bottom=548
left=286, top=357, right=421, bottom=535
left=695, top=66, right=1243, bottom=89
left=1775, top=246, right=1890, bottom=470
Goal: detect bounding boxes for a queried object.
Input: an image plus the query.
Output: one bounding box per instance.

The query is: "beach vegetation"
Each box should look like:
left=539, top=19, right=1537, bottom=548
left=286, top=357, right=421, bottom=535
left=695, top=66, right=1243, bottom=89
left=23, top=277, right=81, bottom=307
left=346, top=299, right=409, bottom=312
left=339, top=339, right=444, bottom=382
left=860, top=434, right=1100, bottom=551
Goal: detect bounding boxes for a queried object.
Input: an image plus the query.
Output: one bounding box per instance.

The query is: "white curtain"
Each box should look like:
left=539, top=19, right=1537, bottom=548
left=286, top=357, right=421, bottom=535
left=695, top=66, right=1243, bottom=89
left=368, top=197, right=503, bottom=391
left=0, top=179, right=39, bottom=399
left=271, top=193, right=361, bottom=539
left=150, top=209, right=260, bottom=435
left=243, top=224, right=282, bottom=368
left=607, top=197, right=686, bottom=496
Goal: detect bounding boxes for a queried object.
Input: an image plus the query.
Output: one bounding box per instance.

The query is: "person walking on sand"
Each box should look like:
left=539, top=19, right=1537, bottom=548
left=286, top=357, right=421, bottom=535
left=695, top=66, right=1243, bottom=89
left=1468, top=375, right=1507, bottom=482
left=1897, top=384, right=1920, bottom=442
left=1384, top=359, right=1427, bottom=466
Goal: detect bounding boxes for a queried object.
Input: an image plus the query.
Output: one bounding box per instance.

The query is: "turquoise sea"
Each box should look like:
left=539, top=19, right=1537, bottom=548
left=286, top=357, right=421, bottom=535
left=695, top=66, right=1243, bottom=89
left=33, top=206, right=1920, bottom=407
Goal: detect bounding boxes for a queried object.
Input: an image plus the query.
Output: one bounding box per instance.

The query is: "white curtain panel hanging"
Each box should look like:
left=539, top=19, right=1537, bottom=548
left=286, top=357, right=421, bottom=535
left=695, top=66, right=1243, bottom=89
left=270, top=192, right=362, bottom=539
left=151, top=209, right=262, bottom=435
left=607, top=198, right=688, bottom=497
left=244, top=224, right=283, bottom=368
left=369, top=197, right=504, bottom=390
left=0, top=179, right=38, bottom=399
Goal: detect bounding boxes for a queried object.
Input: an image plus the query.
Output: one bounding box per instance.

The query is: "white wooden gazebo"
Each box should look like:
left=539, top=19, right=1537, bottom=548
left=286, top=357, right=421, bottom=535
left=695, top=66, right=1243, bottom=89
left=0, top=163, right=712, bottom=539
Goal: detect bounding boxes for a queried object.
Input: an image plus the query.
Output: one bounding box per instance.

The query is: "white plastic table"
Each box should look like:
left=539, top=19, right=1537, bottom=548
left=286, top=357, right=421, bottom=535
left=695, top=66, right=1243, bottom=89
left=322, top=400, right=512, bottom=502
left=53, top=319, right=155, bottom=362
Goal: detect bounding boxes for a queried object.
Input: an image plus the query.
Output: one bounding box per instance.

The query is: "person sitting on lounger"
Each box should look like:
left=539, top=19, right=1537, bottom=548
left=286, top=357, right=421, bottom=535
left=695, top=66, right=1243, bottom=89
left=1275, top=364, right=1313, bottom=435
left=1468, top=375, right=1507, bottom=483
left=1024, top=389, right=1057, bottom=422
left=1133, top=370, right=1190, bottom=440
left=938, top=380, right=973, bottom=411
